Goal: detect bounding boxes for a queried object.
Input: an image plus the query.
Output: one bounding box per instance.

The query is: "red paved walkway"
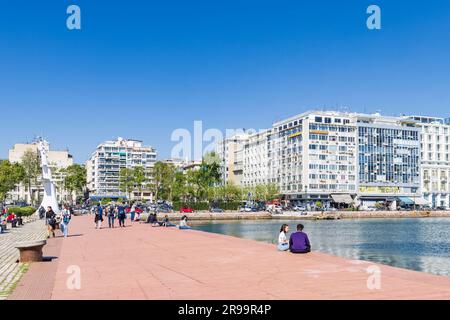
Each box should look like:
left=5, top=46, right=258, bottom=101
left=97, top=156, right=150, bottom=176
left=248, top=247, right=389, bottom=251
left=11, top=215, right=450, bottom=299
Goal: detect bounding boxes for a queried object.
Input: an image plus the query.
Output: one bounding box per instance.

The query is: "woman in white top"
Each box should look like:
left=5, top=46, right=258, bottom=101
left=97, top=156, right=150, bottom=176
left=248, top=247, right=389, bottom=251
left=277, top=224, right=289, bottom=251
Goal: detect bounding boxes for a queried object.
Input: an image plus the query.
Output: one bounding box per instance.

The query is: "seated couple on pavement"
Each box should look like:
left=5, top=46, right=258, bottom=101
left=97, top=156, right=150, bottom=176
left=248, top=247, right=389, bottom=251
left=278, top=223, right=311, bottom=253
left=145, top=214, right=190, bottom=229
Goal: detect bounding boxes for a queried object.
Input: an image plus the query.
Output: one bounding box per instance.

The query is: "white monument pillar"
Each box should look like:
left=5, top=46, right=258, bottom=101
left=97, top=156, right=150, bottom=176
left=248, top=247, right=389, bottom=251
left=37, top=139, right=60, bottom=214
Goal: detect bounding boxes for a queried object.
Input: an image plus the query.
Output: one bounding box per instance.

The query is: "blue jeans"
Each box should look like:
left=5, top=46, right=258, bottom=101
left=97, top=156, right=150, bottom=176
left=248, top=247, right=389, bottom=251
left=108, top=215, right=115, bottom=228
left=60, top=222, right=69, bottom=237
left=277, top=243, right=289, bottom=251
left=130, top=212, right=135, bottom=221
left=179, top=225, right=191, bottom=230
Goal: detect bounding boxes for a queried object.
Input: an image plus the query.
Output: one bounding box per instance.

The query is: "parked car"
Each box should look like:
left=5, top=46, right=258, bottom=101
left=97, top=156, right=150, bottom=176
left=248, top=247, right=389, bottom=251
left=157, top=206, right=172, bottom=213
left=180, top=206, right=194, bottom=213
left=267, top=205, right=283, bottom=214
left=293, top=206, right=307, bottom=212
left=210, top=207, right=224, bottom=213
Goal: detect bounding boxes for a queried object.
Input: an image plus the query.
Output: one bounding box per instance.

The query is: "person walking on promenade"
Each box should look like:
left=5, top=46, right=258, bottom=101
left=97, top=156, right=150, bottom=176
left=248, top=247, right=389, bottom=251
left=277, top=224, right=290, bottom=251
left=107, top=205, right=116, bottom=228
left=45, top=206, right=57, bottom=238
left=130, top=203, right=136, bottom=222
left=118, top=204, right=126, bottom=227
left=289, top=224, right=311, bottom=254
left=60, top=205, right=72, bottom=237
left=94, top=204, right=103, bottom=229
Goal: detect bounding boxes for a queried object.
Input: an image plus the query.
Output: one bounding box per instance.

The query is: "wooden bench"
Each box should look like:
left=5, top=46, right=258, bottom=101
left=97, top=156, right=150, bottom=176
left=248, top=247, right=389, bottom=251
left=15, top=240, right=47, bottom=262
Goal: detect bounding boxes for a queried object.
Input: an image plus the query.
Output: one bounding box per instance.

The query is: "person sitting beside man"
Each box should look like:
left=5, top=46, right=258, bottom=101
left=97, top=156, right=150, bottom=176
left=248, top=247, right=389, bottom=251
left=178, top=215, right=191, bottom=230
left=289, top=223, right=311, bottom=254
left=145, top=213, right=160, bottom=226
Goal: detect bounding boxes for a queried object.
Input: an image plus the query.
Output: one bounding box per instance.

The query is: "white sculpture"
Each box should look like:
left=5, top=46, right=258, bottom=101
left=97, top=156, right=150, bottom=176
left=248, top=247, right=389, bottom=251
left=37, top=138, right=60, bottom=214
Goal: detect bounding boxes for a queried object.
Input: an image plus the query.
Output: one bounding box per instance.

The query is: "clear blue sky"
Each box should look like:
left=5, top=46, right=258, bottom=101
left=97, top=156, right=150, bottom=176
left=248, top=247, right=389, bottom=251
left=1, top=0, right=450, bottom=163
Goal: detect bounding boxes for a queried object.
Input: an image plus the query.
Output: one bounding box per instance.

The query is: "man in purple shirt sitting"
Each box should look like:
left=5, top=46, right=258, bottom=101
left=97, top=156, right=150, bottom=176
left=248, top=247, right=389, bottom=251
left=289, top=224, right=311, bottom=254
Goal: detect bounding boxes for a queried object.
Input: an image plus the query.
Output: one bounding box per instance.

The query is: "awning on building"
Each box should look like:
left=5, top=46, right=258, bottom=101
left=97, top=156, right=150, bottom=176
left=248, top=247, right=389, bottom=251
left=398, top=197, right=414, bottom=205
left=331, top=194, right=354, bottom=204
left=414, top=198, right=429, bottom=206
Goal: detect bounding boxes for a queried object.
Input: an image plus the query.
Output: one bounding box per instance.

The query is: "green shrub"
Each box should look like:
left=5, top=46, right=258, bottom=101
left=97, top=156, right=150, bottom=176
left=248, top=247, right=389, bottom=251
left=173, top=201, right=209, bottom=211
left=172, top=201, right=241, bottom=211
left=100, top=198, right=112, bottom=205
left=7, top=206, right=36, bottom=217
left=216, top=202, right=241, bottom=211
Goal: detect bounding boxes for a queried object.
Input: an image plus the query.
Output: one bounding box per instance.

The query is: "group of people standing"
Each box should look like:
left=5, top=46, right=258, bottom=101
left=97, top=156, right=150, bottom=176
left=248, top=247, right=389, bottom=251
left=44, top=205, right=72, bottom=238
left=278, top=223, right=311, bottom=254
left=94, top=203, right=127, bottom=229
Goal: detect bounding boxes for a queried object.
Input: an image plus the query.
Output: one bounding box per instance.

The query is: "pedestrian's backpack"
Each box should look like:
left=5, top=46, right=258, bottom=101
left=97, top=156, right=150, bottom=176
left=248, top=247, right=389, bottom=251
left=63, top=212, right=71, bottom=224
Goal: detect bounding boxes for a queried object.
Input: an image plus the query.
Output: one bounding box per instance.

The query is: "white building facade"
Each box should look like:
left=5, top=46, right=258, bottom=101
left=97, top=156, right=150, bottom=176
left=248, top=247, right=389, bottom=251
left=8, top=142, right=74, bottom=204
left=268, top=111, right=358, bottom=208
left=86, top=138, right=157, bottom=200
left=405, top=116, right=450, bottom=208
left=243, top=130, right=270, bottom=187
left=215, top=134, right=249, bottom=186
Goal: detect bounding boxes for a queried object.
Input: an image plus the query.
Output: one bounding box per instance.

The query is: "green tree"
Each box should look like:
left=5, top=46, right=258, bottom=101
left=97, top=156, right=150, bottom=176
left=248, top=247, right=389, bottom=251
left=151, top=162, right=176, bottom=200
left=62, top=164, right=87, bottom=203
left=132, top=166, right=148, bottom=199
left=119, top=167, right=135, bottom=199
left=265, top=183, right=280, bottom=201
left=20, top=150, right=41, bottom=205
left=172, top=171, right=187, bottom=202
left=0, top=160, right=25, bottom=201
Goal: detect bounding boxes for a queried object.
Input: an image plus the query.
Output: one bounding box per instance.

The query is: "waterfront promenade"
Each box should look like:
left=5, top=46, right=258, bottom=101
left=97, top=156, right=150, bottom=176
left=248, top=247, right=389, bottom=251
left=9, top=215, right=450, bottom=300
left=0, top=219, right=46, bottom=299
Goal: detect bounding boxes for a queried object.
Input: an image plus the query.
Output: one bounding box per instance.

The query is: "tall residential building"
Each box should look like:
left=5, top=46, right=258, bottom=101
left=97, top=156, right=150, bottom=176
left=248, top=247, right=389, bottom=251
left=86, top=137, right=157, bottom=200
left=404, top=116, right=450, bottom=208
left=268, top=111, right=358, bottom=207
left=243, top=129, right=270, bottom=187
left=8, top=142, right=74, bottom=203
left=355, top=113, right=421, bottom=209
left=216, top=133, right=249, bottom=185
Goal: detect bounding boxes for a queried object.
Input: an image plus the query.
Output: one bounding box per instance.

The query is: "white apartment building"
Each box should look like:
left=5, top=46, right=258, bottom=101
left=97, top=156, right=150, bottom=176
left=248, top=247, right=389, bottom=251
left=8, top=142, right=74, bottom=203
left=405, top=116, right=450, bottom=208
left=268, top=111, right=358, bottom=207
left=86, top=137, right=157, bottom=200
left=243, top=130, right=270, bottom=187
left=216, top=134, right=248, bottom=185
left=162, top=158, right=202, bottom=174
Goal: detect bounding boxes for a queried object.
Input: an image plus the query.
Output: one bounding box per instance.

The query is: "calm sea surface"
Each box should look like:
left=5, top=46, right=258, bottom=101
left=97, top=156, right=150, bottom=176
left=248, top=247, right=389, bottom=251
left=192, top=218, right=450, bottom=276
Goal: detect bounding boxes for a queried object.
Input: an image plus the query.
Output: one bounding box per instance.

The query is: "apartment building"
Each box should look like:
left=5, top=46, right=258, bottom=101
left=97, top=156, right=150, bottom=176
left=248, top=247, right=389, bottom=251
left=8, top=142, right=74, bottom=203
left=405, top=116, right=450, bottom=208
left=215, top=134, right=248, bottom=185
left=268, top=111, right=358, bottom=208
left=86, top=137, right=157, bottom=200
left=356, top=113, right=421, bottom=209
left=162, top=158, right=202, bottom=174
left=243, top=130, right=270, bottom=187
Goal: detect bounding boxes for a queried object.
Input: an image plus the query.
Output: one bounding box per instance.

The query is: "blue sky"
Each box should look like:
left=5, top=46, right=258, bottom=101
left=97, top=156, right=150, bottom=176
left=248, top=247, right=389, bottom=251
left=1, top=0, right=450, bottom=163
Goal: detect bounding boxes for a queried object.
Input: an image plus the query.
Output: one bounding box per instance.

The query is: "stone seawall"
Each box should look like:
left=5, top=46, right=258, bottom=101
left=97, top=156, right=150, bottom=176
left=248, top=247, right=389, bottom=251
left=149, top=210, right=450, bottom=221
